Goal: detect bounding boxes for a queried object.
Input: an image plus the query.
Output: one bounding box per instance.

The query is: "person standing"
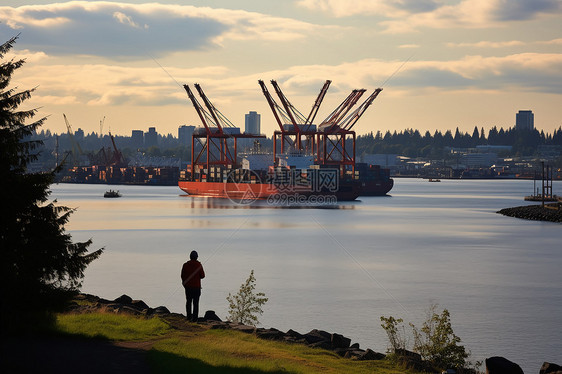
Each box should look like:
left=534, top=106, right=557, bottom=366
left=181, top=250, right=205, bottom=322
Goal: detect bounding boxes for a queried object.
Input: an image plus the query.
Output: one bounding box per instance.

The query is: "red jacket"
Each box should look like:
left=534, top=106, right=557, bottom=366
left=181, top=260, right=205, bottom=289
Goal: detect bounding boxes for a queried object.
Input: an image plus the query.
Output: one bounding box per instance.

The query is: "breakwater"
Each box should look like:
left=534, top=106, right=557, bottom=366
left=497, top=204, right=562, bottom=223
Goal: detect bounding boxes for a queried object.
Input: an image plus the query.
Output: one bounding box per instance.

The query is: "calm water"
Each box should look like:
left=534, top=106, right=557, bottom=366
left=51, top=179, right=562, bottom=373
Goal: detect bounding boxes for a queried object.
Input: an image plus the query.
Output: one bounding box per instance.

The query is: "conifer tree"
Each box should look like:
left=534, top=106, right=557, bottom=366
left=0, top=36, right=103, bottom=329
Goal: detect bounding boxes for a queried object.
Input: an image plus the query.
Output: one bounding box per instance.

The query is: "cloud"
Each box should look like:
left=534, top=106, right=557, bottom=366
left=446, top=40, right=526, bottom=48
left=0, top=2, right=339, bottom=58
left=297, top=0, right=562, bottom=32
left=446, top=38, right=562, bottom=48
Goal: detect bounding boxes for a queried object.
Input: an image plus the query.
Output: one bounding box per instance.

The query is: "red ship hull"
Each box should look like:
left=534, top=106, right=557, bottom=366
left=178, top=180, right=361, bottom=201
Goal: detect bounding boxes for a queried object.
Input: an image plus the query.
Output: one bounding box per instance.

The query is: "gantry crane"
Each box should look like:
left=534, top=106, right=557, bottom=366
left=183, top=83, right=264, bottom=179
left=259, top=79, right=331, bottom=159
left=316, top=88, right=383, bottom=174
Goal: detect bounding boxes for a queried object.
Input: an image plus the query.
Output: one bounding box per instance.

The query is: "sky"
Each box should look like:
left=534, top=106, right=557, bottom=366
left=2, top=0, right=562, bottom=137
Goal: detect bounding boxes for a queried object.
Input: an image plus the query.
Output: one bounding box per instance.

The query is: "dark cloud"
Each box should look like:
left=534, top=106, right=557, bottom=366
left=492, top=0, right=561, bottom=21
left=0, top=4, right=228, bottom=59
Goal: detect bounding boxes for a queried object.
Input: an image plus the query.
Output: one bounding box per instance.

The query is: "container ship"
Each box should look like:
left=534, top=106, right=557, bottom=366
left=178, top=81, right=393, bottom=202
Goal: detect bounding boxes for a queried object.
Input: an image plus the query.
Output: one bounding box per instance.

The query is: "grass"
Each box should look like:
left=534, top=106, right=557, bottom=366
left=54, top=312, right=420, bottom=374
left=56, top=312, right=172, bottom=341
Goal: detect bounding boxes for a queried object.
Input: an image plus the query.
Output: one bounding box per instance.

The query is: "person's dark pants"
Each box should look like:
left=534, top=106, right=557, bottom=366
left=185, top=287, right=201, bottom=322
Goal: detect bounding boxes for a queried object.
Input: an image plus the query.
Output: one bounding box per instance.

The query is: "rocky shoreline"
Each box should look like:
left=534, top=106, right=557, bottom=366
left=71, top=293, right=562, bottom=374
left=497, top=204, right=562, bottom=223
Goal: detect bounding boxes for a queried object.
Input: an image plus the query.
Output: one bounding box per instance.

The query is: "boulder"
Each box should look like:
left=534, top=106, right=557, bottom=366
left=114, top=294, right=132, bottom=304
left=203, top=310, right=222, bottom=322
left=356, top=349, right=385, bottom=361
left=344, top=349, right=366, bottom=359
left=304, top=329, right=331, bottom=345
left=131, top=300, right=150, bottom=311
left=541, top=362, right=562, bottom=374
left=231, top=324, right=256, bottom=334
left=256, top=328, right=285, bottom=341
left=153, top=306, right=170, bottom=315
left=331, top=333, right=351, bottom=349
left=350, top=343, right=360, bottom=349
left=485, top=357, right=524, bottom=374
left=286, top=329, right=304, bottom=340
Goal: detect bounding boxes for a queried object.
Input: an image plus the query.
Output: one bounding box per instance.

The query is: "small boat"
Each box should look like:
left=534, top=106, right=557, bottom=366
left=104, top=190, right=121, bottom=198
left=428, top=178, right=441, bottom=182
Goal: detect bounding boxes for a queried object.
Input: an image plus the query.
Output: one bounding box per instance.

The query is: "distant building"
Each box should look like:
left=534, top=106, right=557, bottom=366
left=245, top=111, right=261, bottom=135
left=145, top=127, right=158, bottom=148
left=516, top=110, right=534, bottom=131
left=178, top=125, right=195, bottom=145
left=131, top=130, right=144, bottom=149
left=74, top=128, right=84, bottom=140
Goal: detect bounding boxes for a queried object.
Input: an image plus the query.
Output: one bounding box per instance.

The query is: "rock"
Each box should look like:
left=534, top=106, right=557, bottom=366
left=203, top=310, right=222, bottom=322
left=344, top=349, right=365, bottom=359
left=131, top=300, right=150, bottom=311
left=485, top=357, right=524, bottom=374
left=231, top=324, right=256, bottom=334
left=356, top=349, right=385, bottom=361
left=121, top=305, right=142, bottom=316
left=331, top=333, right=351, bottom=349
left=350, top=343, right=360, bottom=349
left=153, top=306, right=170, bottom=315
left=256, top=328, right=285, bottom=341
left=113, top=294, right=132, bottom=304
left=304, top=329, right=331, bottom=345
left=541, top=362, right=562, bottom=374
left=286, top=329, right=304, bottom=340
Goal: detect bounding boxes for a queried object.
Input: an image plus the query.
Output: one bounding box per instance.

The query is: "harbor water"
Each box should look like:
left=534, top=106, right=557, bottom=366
left=51, top=178, right=562, bottom=373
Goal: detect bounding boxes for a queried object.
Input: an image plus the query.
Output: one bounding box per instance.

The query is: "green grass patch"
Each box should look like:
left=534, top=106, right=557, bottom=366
left=56, top=312, right=171, bottom=341
left=149, top=329, right=414, bottom=374
left=54, top=312, right=419, bottom=374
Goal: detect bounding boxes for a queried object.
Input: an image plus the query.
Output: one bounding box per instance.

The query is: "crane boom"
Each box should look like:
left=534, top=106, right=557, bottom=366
left=270, top=80, right=307, bottom=131
left=319, top=89, right=365, bottom=134
left=258, top=79, right=285, bottom=132
left=304, top=80, right=331, bottom=128
left=183, top=84, right=216, bottom=134
left=339, top=88, right=383, bottom=132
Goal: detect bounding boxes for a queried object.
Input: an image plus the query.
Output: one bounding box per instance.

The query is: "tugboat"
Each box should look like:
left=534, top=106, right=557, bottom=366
left=104, top=189, right=121, bottom=198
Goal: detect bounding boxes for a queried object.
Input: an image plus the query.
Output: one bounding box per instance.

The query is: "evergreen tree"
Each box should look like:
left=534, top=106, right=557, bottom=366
left=0, top=36, right=103, bottom=330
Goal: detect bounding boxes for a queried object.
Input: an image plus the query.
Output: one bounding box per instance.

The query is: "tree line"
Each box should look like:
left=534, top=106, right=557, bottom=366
left=357, top=126, right=562, bottom=159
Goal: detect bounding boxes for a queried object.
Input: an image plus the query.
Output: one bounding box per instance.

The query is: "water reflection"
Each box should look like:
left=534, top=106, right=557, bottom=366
left=180, top=194, right=358, bottom=210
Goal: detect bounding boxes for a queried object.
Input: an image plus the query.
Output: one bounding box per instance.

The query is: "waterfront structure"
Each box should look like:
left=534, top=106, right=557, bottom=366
left=244, top=111, right=261, bottom=135
left=145, top=127, right=158, bottom=147
left=178, top=125, right=195, bottom=145
left=131, top=130, right=144, bottom=149
left=516, top=110, right=534, bottom=131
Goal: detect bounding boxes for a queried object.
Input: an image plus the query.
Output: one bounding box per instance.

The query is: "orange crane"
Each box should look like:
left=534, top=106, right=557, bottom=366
left=183, top=83, right=264, bottom=179
left=317, top=88, right=383, bottom=173
left=259, top=79, right=331, bottom=158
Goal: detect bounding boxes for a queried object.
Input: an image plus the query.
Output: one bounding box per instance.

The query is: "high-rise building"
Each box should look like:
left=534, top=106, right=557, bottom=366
left=74, top=128, right=84, bottom=140
left=178, top=125, right=195, bottom=145
left=245, top=111, right=261, bottom=135
left=515, top=110, right=534, bottom=131
left=145, top=127, right=158, bottom=147
left=131, top=130, right=144, bottom=149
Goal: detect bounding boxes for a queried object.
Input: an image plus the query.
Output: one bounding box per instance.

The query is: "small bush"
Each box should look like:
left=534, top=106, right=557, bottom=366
left=381, top=304, right=470, bottom=371
left=226, top=270, right=268, bottom=326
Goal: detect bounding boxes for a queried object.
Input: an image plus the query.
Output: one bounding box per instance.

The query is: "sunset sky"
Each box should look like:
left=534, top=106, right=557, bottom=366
left=2, top=0, right=562, bottom=137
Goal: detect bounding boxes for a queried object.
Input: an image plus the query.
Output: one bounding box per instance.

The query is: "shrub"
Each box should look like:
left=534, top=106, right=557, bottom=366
left=226, top=270, right=268, bottom=326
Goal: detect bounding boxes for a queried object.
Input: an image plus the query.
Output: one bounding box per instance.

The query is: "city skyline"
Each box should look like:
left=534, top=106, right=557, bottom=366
left=2, top=1, right=561, bottom=136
